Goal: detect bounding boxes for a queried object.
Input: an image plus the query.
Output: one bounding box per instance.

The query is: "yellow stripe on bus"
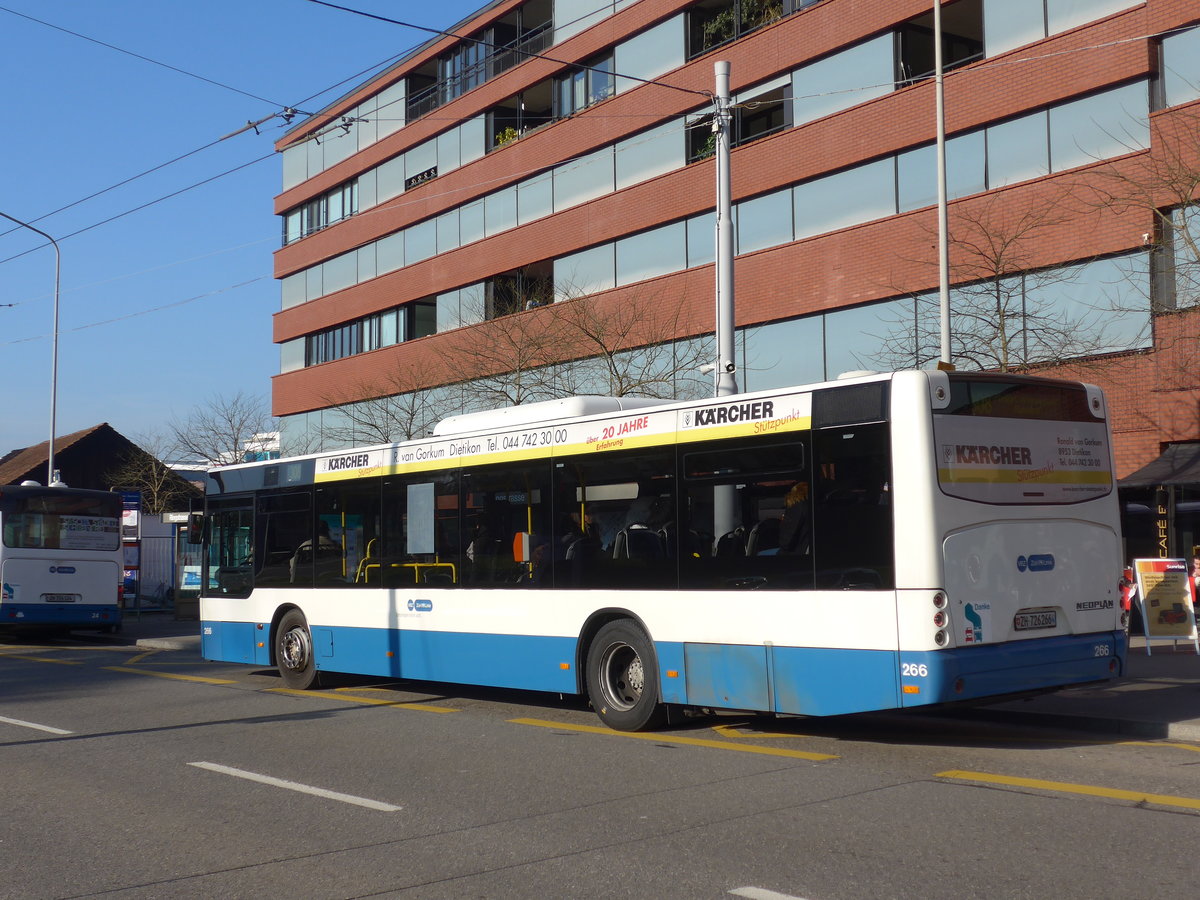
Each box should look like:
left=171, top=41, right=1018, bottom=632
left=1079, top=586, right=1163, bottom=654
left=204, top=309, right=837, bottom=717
left=314, top=417, right=813, bottom=483
left=937, top=468, right=1112, bottom=485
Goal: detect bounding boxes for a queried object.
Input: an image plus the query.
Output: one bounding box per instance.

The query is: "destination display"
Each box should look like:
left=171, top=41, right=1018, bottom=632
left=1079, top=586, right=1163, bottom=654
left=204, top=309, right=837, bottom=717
left=934, top=416, right=1113, bottom=504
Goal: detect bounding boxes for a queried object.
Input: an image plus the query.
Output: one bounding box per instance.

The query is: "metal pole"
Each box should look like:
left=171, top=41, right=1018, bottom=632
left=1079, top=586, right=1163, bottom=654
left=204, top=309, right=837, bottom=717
left=714, top=61, right=739, bottom=397
left=0, top=211, right=61, bottom=483
left=933, top=1, right=952, bottom=369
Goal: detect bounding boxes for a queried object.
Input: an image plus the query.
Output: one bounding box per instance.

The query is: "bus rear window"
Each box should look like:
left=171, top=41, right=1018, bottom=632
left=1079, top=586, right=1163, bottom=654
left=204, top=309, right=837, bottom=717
left=945, top=377, right=1094, bottom=422
left=0, top=491, right=121, bottom=550
left=935, top=378, right=1112, bottom=505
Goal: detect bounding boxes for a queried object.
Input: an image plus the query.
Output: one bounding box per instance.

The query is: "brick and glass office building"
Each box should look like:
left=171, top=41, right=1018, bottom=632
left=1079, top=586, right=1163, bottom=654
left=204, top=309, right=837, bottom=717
left=272, top=0, right=1200, bottom=552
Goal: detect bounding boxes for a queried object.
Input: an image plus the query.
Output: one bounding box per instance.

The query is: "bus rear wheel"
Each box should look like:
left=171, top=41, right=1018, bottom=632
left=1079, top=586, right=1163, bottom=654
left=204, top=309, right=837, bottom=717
left=275, top=610, right=317, bottom=689
left=585, top=620, right=666, bottom=732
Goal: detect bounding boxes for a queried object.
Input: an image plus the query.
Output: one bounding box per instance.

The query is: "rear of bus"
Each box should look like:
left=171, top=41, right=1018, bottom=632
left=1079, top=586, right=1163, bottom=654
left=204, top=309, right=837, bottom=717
left=892, top=371, right=1125, bottom=707
left=0, top=485, right=123, bottom=631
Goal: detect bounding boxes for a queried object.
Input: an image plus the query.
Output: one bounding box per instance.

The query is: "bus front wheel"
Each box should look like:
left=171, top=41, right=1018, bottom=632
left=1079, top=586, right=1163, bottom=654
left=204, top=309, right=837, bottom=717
left=585, top=620, right=667, bottom=732
left=275, top=610, right=317, bottom=690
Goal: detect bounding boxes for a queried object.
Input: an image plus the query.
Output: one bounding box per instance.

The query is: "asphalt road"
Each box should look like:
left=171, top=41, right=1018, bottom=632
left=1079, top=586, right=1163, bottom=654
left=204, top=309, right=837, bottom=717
left=2, top=632, right=1198, bottom=900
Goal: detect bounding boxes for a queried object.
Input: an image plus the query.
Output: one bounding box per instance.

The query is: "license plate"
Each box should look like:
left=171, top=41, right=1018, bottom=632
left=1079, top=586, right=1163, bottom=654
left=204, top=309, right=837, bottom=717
left=43, top=593, right=79, bottom=603
left=1014, top=610, right=1056, bottom=631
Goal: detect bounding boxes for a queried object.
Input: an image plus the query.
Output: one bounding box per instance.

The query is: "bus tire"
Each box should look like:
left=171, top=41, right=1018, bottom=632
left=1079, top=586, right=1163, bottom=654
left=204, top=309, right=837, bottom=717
left=275, top=610, right=317, bottom=690
left=585, top=620, right=667, bottom=732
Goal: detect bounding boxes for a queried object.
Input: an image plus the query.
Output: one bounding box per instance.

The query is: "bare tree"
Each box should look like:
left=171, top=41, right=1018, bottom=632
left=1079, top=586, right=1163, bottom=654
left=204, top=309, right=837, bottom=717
left=1086, top=107, right=1200, bottom=314
left=318, top=362, right=459, bottom=446
left=549, top=288, right=710, bottom=399
left=873, top=192, right=1114, bottom=372
left=445, top=282, right=711, bottom=407
left=443, top=301, right=565, bottom=409
left=104, top=431, right=200, bottom=515
left=170, top=391, right=276, bottom=466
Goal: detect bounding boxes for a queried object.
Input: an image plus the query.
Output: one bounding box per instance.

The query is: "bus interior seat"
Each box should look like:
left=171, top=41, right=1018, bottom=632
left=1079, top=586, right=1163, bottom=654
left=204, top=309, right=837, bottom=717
left=714, top=527, right=746, bottom=558
left=612, top=525, right=665, bottom=560
left=746, top=518, right=781, bottom=556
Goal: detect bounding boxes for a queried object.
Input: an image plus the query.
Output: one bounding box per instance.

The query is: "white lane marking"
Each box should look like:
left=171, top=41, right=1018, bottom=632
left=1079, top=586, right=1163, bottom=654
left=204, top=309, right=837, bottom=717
left=188, top=762, right=402, bottom=811
left=0, top=715, right=72, bottom=735
left=730, top=889, right=810, bottom=900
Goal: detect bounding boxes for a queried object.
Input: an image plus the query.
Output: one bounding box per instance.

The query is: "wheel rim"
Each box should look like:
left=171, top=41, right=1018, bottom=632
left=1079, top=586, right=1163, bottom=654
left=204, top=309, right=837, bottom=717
left=279, top=625, right=311, bottom=672
left=598, top=641, right=644, bottom=711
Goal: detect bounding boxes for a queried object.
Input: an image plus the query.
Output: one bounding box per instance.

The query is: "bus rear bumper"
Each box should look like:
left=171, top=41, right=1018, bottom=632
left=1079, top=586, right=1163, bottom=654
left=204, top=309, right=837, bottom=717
left=0, top=603, right=123, bottom=630
left=899, top=630, right=1126, bottom=708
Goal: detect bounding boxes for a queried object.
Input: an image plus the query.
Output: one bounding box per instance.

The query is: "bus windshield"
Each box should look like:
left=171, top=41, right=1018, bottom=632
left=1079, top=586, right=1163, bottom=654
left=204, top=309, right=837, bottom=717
left=0, top=490, right=121, bottom=551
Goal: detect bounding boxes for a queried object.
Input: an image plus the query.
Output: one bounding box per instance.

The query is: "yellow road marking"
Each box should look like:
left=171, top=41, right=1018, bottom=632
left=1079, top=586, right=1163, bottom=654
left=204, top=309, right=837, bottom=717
left=1, top=654, right=82, bottom=665
left=269, top=688, right=456, bottom=713
left=937, top=770, right=1200, bottom=811
left=512, top=718, right=839, bottom=760
left=125, top=651, right=159, bottom=665
left=711, top=723, right=812, bottom=740
left=1119, top=740, right=1200, bottom=754
left=103, top=666, right=236, bottom=685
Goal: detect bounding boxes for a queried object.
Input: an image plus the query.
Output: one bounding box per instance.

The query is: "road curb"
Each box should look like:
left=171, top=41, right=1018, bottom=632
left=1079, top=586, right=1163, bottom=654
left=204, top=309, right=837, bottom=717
left=953, top=707, right=1200, bottom=742
left=135, top=636, right=202, bottom=652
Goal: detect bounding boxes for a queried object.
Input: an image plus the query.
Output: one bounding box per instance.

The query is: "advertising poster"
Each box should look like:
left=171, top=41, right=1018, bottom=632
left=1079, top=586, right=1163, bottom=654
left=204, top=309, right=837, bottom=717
left=1132, top=558, right=1198, bottom=650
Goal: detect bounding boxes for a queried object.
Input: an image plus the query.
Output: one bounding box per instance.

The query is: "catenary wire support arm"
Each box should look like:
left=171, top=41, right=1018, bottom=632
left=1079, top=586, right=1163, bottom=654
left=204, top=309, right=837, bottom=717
left=714, top=62, right=738, bottom=398
left=0, top=210, right=61, bottom=484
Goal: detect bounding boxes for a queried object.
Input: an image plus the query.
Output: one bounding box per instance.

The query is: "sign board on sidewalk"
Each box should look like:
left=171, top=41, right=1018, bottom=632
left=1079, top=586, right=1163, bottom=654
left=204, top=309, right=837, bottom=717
left=1132, top=558, right=1199, bottom=654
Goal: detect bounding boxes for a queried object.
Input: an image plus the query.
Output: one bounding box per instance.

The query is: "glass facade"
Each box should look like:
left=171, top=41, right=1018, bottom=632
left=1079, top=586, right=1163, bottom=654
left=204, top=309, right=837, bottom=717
left=275, top=0, right=1178, bottom=465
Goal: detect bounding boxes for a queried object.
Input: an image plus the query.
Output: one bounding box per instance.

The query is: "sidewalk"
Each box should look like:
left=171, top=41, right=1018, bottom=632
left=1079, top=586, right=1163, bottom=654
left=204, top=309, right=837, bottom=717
left=95, top=609, right=202, bottom=652
left=979, top=637, right=1200, bottom=741
left=80, top=616, right=1200, bottom=740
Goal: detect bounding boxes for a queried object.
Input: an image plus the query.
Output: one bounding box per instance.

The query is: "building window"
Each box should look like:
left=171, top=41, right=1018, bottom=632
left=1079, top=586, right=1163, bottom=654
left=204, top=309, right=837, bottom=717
left=1154, top=203, right=1200, bottom=313
left=405, top=1, right=553, bottom=124
left=439, top=39, right=489, bottom=105
left=486, top=265, right=553, bottom=318
left=282, top=179, right=359, bottom=245
left=488, top=82, right=555, bottom=150
left=896, top=0, right=984, bottom=86
left=685, top=80, right=791, bottom=162
left=1159, top=26, right=1200, bottom=110
left=687, top=0, right=795, bottom=59
left=555, top=54, right=615, bottom=117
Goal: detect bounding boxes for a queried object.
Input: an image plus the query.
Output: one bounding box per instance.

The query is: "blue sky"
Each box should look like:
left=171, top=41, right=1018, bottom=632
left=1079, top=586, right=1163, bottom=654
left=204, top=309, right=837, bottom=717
left=0, top=0, right=482, bottom=453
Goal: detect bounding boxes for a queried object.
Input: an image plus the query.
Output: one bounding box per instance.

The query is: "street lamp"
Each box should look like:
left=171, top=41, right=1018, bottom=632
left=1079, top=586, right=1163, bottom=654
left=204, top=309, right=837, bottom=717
left=0, top=211, right=61, bottom=485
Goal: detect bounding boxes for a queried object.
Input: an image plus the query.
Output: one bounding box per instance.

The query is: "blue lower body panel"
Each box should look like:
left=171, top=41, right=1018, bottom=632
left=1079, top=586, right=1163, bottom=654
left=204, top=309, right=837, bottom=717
left=898, top=631, right=1126, bottom=707
left=202, top=621, right=578, bottom=694
left=1, top=603, right=121, bottom=629
left=201, top=618, right=1125, bottom=717
left=657, top=641, right=900, bottom=716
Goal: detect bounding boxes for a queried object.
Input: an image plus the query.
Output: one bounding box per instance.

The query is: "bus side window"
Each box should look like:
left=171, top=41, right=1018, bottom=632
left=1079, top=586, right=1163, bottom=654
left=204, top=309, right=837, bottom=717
left=461, top=463, right=552, bottom=588
left=679, top=437, right=812, bottom=591
left=811, top=423, right=893, bottom=590
left=315, top=481, right=382, bottom=588
left=553, top=449, right=676, bottom=590
left=380, top=473, right=462, bottom=588
left=254, top=492, right=313, bottom=588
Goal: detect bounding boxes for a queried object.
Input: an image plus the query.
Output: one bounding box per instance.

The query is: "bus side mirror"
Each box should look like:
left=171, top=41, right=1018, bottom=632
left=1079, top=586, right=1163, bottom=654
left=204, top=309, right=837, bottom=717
left=186, top=512, right=204, bottom=545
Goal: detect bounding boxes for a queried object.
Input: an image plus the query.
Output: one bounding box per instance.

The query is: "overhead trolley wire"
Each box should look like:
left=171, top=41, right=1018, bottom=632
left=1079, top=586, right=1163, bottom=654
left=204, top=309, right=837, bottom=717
left=0, top=3, right=289, bottom=107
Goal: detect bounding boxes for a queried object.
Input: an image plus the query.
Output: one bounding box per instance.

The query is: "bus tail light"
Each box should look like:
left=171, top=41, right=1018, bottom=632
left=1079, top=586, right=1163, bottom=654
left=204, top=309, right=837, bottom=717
left=933, top=611, right=946, bottom=628
left=934, top=630, right=949, bottom=647
left=932, top=592, right=948, bottom=609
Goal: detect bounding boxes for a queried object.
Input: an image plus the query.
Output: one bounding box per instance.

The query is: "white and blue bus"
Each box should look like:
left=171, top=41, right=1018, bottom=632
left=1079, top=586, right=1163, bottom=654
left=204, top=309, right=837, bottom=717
left=1, top=484, right=123, bottom=631
left=198, top=370, right=1125, bottom=730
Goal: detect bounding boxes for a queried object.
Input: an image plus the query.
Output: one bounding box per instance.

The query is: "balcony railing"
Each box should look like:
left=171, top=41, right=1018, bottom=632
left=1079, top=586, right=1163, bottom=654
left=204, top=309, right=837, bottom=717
left=405, top=20, right=554, bottom=123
